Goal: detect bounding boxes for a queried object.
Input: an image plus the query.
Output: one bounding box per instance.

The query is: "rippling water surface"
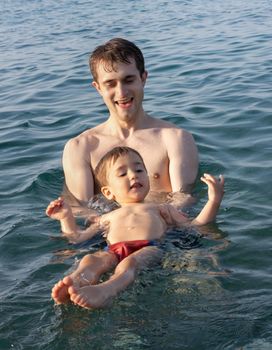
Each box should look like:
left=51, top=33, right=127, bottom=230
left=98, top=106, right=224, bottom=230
left=1, top=0, right=271, bottom=349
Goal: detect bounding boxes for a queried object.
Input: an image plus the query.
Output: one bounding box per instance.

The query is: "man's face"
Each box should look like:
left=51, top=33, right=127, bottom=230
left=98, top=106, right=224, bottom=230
left=92, top=59, right=147, bottom=123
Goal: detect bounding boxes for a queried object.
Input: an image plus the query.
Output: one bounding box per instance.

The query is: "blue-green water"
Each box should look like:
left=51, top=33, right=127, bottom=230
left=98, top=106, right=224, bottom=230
left=1, top=0, right=271, bottom=349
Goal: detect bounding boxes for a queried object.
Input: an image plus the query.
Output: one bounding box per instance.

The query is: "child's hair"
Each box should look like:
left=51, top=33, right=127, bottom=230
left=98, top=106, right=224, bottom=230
left=94, top=146, right=146, bottom=189
left=89, top=38, right=145, bottom=82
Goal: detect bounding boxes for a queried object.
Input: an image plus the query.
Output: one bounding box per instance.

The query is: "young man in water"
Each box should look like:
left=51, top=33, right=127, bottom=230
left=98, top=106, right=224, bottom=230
left=62, top=38, right=198, bottom=207
left=47, top=147, right=224, bottom=309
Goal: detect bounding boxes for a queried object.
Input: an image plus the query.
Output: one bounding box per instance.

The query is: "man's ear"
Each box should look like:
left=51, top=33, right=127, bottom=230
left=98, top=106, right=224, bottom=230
left=101, top=186, right=115, bottom=201
left=92, top=81, right=102, bottom=95
left=141, top=70, right=148, bottom=86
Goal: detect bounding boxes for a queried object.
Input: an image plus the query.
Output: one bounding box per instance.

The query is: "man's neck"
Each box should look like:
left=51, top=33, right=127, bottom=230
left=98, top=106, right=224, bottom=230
left=107, top=111, right=149, bottom=138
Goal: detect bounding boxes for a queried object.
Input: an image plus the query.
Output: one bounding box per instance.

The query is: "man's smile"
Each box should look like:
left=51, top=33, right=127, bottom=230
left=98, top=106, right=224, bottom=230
left=116, top=97, right=133, bottom=107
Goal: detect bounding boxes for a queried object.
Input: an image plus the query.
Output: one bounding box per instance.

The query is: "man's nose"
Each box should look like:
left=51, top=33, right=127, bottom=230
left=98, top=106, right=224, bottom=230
left=116, top=82, right=127, bottom=97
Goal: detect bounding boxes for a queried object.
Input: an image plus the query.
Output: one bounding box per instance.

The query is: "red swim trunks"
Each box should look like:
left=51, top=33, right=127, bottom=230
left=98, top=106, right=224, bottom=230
left=108, top=240, right=153, bottom=262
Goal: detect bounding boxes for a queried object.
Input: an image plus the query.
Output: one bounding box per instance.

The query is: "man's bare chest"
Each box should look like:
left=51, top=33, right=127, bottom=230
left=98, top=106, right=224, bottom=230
left=89, top=132, right=172, bottom=192
left=91, top=133, right=167, bottom=169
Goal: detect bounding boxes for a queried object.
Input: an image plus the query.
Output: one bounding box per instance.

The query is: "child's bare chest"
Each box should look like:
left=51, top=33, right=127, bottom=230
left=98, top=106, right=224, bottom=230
left=105, top=205, right=166, bottom=244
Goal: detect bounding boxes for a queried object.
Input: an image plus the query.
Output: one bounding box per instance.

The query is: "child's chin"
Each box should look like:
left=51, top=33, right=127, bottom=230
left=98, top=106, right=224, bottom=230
left=135, top=194, right=146, bottom=201
left=128, top=192, right=144, bottom=201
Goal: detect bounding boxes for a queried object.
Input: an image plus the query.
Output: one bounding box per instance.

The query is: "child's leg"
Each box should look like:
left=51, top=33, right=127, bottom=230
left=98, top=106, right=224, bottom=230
left=68, top=246, right=162, bottom=309
left=51, top=250, right=118, bottom=304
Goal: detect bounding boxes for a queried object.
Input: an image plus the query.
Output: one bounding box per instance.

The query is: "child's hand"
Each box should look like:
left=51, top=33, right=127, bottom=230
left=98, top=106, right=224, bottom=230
left=46, top=197, right=71, bottom=221
left=200, top=174, right=225, bottom=204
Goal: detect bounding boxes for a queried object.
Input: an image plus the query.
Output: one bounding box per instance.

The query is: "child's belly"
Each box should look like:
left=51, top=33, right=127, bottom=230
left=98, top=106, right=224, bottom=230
left=107, top=214, right=166, bottom=245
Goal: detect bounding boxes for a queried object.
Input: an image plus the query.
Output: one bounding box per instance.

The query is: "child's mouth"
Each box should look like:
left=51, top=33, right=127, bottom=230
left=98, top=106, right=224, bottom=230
left=130, top=182, right=142, bottom=189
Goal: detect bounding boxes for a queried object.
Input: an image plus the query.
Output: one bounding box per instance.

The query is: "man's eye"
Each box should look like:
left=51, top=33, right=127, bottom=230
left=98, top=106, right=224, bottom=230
left=105, top=81, right=115, bottom=87
left=118, top=173, right=126, bottom=177
left=136, top=169, right=143, bottom=173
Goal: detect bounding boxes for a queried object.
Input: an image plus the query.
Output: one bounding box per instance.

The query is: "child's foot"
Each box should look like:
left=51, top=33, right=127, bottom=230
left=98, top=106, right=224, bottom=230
left=51, top=252, right=117, bottom=305
left=67, top=255, right=139, bottom=309
left=51, top=271, right=98, bottom=305
left=51, top=279, right=71, bottom=304
left=68, top=284, right=111, bottom=309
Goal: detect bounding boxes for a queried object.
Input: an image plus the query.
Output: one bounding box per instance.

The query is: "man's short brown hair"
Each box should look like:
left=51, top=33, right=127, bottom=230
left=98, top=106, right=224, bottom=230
left=89, top=38, right=145, bottom=82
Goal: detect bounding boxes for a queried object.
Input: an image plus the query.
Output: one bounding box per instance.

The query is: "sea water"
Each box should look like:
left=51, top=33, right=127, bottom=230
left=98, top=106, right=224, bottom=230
left=0, top=0, right=271, bottom=349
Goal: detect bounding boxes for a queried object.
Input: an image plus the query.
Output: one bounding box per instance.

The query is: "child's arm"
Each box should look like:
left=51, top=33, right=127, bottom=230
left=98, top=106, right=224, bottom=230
left=191, top=174, right=224, bottom=226
left=159, top=204, right=189, bottom=226
left=46, top=197, right=102, bottom=243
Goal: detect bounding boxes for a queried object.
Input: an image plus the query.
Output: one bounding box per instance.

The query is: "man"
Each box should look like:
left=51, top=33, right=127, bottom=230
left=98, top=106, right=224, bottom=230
left=63, top=38, right=198, bottom=206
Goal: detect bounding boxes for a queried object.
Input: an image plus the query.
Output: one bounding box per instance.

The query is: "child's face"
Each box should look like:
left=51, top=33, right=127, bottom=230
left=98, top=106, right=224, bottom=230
left=101, top=152, right=150, bottom=204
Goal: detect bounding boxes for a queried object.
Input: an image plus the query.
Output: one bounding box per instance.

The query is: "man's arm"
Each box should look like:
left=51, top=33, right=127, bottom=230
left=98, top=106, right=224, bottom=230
left=165, top=128, right=199, bottom=193
left=62, top=137, right=94, bottom=206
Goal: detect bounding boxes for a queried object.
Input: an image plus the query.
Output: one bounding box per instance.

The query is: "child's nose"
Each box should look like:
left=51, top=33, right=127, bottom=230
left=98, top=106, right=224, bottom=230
left=129, top=171, right=138, bottom=180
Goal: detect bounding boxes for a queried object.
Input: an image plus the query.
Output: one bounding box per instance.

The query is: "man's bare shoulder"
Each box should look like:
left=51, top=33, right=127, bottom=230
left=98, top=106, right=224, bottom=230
left=146, top=115, right=178, bottom=129
left=161, top=125, right=193, bottom=139
left=64, top=123, right=107, bottom=152
left=147, top=115, right=192, bottom=138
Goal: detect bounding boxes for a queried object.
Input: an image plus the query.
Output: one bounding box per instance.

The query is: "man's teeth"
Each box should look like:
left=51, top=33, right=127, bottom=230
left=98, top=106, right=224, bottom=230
left=117, top=98, right=132, bottom=104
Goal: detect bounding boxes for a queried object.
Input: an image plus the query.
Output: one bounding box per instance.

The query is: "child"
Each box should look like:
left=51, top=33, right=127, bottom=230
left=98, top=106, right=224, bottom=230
left=46, top=147, right=224, bottom=309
